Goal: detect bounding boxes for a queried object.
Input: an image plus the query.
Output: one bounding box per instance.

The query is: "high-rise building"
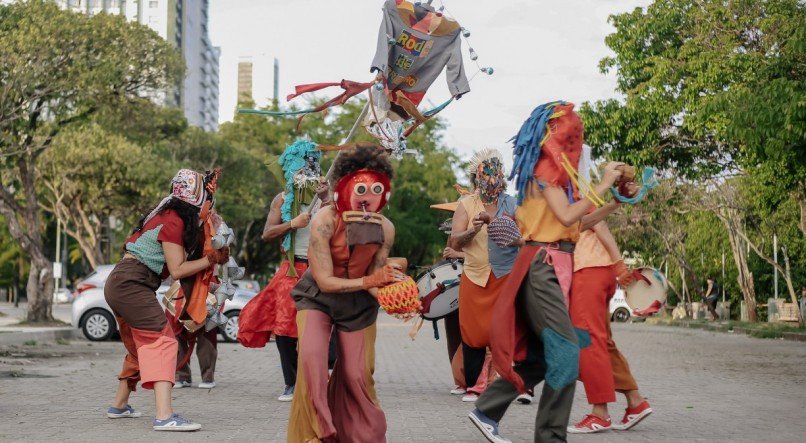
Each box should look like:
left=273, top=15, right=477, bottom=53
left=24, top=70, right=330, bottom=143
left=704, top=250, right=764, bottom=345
left=237, top=57, right=254, bottom=104
left=55, top=0, right=220, bottom=131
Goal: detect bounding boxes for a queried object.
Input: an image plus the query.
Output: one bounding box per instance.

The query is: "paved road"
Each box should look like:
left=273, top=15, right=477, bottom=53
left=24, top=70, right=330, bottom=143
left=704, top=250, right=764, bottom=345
left=1, top=316, right=804, bottom=442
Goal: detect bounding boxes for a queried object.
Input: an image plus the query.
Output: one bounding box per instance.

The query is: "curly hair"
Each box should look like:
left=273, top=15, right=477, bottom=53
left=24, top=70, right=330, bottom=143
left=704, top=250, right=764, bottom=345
left=330, top=143, right=394, bottom=186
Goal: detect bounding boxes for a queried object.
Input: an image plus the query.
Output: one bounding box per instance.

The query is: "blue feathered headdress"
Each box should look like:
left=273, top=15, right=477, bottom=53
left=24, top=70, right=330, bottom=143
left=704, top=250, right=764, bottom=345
left=509, top=101, right=568, bottom=205
left=278, top=139, right=321, bottom=252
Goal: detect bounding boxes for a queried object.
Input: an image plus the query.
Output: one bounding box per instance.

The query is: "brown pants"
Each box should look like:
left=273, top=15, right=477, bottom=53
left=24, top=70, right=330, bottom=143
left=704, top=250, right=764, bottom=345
left=176, top=329, right=218, bottom=383
left=105, top=258, right=177, bottom=391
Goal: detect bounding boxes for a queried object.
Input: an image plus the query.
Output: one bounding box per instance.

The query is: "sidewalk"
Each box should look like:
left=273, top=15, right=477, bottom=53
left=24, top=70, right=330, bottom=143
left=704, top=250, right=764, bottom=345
left=0, top=303, right=76, bottom=345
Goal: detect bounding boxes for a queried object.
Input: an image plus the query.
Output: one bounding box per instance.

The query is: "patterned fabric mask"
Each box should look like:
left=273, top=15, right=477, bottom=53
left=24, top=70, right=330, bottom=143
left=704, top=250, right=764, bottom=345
left=476, top=157, right=506, bottom=204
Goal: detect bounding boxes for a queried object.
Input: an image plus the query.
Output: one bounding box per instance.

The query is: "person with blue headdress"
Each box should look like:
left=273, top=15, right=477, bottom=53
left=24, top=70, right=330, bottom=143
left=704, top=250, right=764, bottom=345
left=236, top=139, right=330, bottom=403
left=468, top=102, right=626, bottom=443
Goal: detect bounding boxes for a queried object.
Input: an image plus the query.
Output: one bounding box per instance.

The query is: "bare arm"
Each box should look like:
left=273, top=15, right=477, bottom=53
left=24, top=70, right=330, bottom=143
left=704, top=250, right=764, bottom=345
left=262, top=193, right=311, bottom=242
left=449, top=202, right=482, bottom=249
left=542, top=162, right=624, bottom=227
left=163, top=242, right=212, bottom=281
left=580, top=201, right=621, bottom=231
left=366, top=218, right=401, bottom=297
left=591, top=221, right=622, bottom=262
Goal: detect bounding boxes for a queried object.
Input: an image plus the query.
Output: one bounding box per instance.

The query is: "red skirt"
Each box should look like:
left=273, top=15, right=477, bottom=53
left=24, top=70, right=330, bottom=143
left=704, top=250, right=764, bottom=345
left=237, top=260, right=307, bottom=347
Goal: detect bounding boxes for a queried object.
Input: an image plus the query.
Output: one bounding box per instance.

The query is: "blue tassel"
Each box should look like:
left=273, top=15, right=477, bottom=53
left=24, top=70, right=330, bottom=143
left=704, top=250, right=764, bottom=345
left=509, top=101, right=568, bottom=205
left=278, top=139, right=321, bottom=251
left=610, top=167, right=659, bottom=205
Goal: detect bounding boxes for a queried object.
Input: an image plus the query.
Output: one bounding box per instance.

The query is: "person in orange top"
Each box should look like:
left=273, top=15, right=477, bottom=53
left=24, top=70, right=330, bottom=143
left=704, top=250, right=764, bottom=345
left=450, top=149, right=519, bottom=402
left=566, top=147, right=652, bottom=433
left=469, top=102, right=625, bottom=443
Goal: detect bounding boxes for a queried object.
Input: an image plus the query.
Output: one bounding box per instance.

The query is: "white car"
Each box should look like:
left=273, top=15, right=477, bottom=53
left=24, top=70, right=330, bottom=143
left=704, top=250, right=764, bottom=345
left=609, top=288, right=632, bottom=322
left=71, top=269, right=257, bottom=342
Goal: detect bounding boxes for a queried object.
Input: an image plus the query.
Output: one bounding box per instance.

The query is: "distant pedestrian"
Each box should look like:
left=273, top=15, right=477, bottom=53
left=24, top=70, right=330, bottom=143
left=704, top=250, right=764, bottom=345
left=704, top=277, right=720, bottom=320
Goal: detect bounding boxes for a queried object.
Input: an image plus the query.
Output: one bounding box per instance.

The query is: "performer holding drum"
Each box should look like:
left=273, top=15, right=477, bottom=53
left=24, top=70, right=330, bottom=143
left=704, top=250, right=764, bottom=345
left=449, top=149, right=519, bottom=403
left=566, top=146, right=653, bottom=434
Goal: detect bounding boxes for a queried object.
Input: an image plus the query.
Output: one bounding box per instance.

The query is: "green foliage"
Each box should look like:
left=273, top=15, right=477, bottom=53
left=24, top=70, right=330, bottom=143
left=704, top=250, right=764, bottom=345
left=581, top=0, right=805, bottom=187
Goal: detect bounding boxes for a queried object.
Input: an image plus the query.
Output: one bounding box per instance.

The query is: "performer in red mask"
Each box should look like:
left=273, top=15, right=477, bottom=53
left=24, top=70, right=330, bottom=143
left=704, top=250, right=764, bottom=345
left=287, top=144, right=404, bottom=443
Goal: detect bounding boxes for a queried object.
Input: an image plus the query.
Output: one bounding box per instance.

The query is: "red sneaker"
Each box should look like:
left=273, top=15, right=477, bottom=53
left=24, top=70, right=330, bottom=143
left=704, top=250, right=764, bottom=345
left=566, top=414, right=612, bottom=434
left=613, top=400, right=653, bottom=430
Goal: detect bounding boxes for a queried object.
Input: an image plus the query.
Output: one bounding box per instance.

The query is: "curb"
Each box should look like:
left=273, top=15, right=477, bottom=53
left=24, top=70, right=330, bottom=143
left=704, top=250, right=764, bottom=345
left=643, top=319, right=806, bottom=342
left=0, top=328, right=78, bottom=346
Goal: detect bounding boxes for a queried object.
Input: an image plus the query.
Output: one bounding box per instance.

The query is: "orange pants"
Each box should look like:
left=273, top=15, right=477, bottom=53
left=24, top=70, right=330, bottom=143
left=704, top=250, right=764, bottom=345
left=570, top=266, right=638, bottom=404
left=117, top=318, right=178, bottom=391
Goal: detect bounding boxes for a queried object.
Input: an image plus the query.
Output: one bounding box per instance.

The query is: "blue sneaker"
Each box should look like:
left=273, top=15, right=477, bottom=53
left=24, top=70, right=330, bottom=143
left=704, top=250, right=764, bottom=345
left=468, top=408, right=511, bottom=443
left=278, top=385, right=295, bottom=402
left=152, top=413, right=202, bottom=431
left=107, top=405, right=142, bottom=419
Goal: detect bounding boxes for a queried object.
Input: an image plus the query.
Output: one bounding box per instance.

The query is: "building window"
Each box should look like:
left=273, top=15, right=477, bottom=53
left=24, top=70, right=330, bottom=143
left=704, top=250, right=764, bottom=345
left=148, top=15, right=158, bottom=25
left=149, top=1, right=159, bottom=8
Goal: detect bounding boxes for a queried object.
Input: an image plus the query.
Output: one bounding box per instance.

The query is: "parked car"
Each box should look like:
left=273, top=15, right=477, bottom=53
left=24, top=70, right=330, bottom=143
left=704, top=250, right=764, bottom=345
left=53, top=287, right=74, bottom=304
left=609, top=288, right=632, bottom=322
left=73, top=265, right=115, bottom=299
left=232, top=279, right=261, bottom=293
left=71, top=276, right=257, bottom=342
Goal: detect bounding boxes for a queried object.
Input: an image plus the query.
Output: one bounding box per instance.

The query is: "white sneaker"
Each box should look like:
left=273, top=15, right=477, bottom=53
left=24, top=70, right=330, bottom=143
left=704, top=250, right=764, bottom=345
left=174, top=380, right=192, bottom=388
left=450, top=386, right=467, bottom=395
left=197, top=381, right=216, bottom=389
left=278, top=385, right=295, bottom=402
left=462, top=393, right=479, bottom=402
left=516, top=391, right=533, bottom=405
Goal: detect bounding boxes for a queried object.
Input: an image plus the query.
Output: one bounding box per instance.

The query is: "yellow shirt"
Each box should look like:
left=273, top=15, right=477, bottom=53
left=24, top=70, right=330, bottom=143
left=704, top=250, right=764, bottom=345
left=573, top=229, right=614, bottom=271
left=516, top=183, right=580, bottom=244
left=459, top=195, right=491, bottom=287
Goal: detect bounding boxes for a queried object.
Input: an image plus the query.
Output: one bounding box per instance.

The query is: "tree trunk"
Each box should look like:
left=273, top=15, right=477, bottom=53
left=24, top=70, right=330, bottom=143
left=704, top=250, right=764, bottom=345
left=781, top=247, right=804, bottom=327
left=0, top=155, right=55, bottom=322
left=724, top=217, right=757, bottom=322
left=26, top=253, right=54, bottom=322
left=800, top=197, right=806, bottom=236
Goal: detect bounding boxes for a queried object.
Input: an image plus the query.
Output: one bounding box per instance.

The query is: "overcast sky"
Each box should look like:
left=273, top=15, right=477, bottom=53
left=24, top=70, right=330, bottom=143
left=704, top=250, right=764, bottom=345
left=209, top=0, right=650, bottom=170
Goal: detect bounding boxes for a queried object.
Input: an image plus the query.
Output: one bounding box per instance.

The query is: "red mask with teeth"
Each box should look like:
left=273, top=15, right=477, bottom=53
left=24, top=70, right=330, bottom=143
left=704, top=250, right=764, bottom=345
left=333, top=169, right=391, bottom=213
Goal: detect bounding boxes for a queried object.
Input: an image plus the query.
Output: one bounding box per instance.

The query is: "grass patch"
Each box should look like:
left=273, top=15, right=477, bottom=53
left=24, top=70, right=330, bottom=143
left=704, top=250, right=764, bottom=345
left=647, top=317, right=804, bottom=339
left=55, top=338, right=70, bottom=345
left=23, top=340, right=37, bottom=346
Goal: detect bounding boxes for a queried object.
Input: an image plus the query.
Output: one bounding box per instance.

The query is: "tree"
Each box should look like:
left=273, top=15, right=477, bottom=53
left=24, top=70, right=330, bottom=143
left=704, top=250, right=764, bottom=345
left=0, top=1, right=183, bottom=321
left=580, top=0, right=805, bottom=321
left=38, top=123, right=169, bottom=269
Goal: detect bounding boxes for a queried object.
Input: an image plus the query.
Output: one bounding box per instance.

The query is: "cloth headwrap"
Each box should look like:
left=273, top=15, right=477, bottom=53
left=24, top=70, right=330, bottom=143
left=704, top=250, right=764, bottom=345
left=278, top=139, right=322, bottom=253
left=510, top=101, right=583, bottom=205
left=143, top=169, right=206, bottom=226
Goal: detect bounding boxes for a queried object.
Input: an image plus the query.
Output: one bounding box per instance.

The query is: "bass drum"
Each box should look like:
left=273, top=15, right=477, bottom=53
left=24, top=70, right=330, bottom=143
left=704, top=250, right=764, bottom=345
left=416, top=260, right=463, bottom=320
left=624, top=267, right=669, bottom=311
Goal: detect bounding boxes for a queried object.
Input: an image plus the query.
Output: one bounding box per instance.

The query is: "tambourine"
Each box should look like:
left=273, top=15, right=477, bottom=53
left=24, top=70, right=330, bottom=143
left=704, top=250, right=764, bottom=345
left=488, top=216, right=521, bottom=248
left=624, top=267, right=668, bottom=315
left=377, top=276, right=421, bottom=315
